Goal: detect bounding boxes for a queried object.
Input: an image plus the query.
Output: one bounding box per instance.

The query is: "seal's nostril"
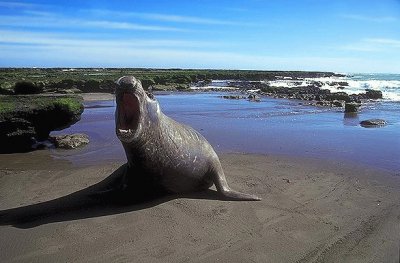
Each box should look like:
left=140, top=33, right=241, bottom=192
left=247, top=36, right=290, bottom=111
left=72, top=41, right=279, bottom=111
left=115, top=76, right=142, bottom=93
left=116, top=76, right=138, bottom=87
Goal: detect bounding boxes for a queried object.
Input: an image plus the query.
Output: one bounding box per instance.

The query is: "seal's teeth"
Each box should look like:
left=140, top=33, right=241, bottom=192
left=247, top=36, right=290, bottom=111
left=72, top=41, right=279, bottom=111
left=119, top=129, right=130, bottom=134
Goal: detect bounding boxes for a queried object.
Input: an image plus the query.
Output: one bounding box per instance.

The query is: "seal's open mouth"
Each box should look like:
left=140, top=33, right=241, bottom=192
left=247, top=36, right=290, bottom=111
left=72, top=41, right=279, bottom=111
left=117, top=93, right=140, bottom=135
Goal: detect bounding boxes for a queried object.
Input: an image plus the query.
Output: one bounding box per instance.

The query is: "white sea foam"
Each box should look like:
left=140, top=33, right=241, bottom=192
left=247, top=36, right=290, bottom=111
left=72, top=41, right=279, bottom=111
left=266, top=75, right=400, bottom=101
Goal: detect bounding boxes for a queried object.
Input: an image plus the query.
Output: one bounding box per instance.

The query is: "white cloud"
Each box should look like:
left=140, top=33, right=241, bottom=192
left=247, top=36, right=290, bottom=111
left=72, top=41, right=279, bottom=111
left=0, top=14, right=187, bottom=32
left=339, top=37, right=400, bottom=53
left=0, top=1, right=38, bottom=8
left=22, top=10, right=59, bottom=17
left=82, top=20, right=187, bottom=32
left=0, top=30, right=220, bottom=48
left=341, top=14, right=398, bottom=23
left=87, top=9, right=257, bottom=27
left=365, top=38, right=400, bottom=47
left=339, top=44, right=382, bottom=52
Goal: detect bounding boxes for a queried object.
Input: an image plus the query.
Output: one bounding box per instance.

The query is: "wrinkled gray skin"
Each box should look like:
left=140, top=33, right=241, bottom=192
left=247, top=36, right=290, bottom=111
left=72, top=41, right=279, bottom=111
left=115, top=76, right=260, bottom=201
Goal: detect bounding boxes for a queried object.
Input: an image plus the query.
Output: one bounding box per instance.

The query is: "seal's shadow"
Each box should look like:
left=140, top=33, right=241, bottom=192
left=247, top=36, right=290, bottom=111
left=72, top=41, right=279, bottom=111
left=0, top=164, right=221, bottom=229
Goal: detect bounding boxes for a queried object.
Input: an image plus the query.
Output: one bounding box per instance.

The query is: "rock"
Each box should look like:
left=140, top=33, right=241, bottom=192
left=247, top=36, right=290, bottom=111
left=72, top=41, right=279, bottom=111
left=282, top=178, right=291, bottom=183
left=348, top=94, right=362, bottom=103
left=345, top=102, right=360, bottom=113
left=314, top=101, right=331, bottom=107
left=0, top=95, right=84, bottom=153
left=0, top=118, right=36, bottom=153
left=360, top=119, right=387, bottom=128
left=331, top=100, right=344, bottom=107
left=221, top=95, right=244, bottom=100
left=248, top=94, right=261, bottom=102
left=51, top=133, right=89, bottom=149
left=326, top=92, right=351, bottom=102
left=365, top=89, right=383, bottom=99
left=329, top=81, right=348, bottom=86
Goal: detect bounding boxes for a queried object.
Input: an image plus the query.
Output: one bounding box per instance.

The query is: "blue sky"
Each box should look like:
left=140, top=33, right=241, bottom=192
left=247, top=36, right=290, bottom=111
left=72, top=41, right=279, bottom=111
left=0, top=0, right=399, bottom=73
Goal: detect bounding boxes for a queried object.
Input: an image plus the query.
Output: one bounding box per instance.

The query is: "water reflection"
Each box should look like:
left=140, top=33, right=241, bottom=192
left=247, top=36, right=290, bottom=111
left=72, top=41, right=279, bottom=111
left=343, top=112, right=359, bottom=127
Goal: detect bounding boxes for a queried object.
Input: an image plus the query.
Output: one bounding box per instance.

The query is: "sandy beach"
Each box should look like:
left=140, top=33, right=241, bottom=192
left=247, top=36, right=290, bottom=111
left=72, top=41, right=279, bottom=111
left=80, top=93, right=115, bottom=101
left=1, top=152, right=399, bottom=262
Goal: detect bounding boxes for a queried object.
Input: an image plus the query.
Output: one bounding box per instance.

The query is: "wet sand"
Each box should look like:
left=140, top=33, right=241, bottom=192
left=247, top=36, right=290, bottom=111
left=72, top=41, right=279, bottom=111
left=1, top=152, right=399, bottom=262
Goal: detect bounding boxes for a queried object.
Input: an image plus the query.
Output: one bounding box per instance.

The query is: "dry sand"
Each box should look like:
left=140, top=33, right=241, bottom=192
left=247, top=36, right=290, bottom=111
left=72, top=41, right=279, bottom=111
left=0, top=153, right=399, bottom=262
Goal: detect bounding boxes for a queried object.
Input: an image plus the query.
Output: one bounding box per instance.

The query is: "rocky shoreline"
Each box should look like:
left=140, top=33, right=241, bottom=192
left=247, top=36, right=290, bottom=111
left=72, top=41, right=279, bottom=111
left=0, top=94, right=84, bottom=153
left=219, top=80, right=383, bottom=111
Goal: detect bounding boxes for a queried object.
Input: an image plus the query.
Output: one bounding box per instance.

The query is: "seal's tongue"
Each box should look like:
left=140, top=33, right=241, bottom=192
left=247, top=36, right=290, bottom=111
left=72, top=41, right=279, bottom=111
left=119, top=93, right=140, bottom=130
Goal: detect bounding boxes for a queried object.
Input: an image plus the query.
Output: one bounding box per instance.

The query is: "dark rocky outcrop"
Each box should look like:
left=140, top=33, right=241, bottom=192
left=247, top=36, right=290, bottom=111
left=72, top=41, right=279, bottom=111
left=331, top=100, right=345, bottom=107
left=345, top=102, right=360, bottom=113
left=365, top=89, right=383, bottom=99
left=0, top=118, right=36, bottom=152
left=221, top=95, right=245, bottom=100
left=233, top=81, right=384, bottom=110
left=50, top=133, right=89, bottom=149
left=0, top=95, right=84, bottom=153
left=325, top=92, right=351, bottom=103
left=330, top=81, right=349, bottom=87
left=315, top=101, right=331, bottom=107
left=248, top=94, right=261, bottom=102
left=360, top=119, right=387, bottom=128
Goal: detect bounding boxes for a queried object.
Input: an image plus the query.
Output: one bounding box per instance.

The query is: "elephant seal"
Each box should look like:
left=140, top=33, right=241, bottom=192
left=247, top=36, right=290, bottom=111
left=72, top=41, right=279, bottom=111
left=114, top=76, right=260, bottom=201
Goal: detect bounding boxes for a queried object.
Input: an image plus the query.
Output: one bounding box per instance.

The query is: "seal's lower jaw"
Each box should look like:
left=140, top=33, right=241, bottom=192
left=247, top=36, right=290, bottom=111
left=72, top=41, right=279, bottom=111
left=116, top=92, right=140, bottom=143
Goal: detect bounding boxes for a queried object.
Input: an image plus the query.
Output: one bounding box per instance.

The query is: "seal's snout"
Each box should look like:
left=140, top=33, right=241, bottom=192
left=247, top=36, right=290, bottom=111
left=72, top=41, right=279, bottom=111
left=116, top=76, right=140, bottom=92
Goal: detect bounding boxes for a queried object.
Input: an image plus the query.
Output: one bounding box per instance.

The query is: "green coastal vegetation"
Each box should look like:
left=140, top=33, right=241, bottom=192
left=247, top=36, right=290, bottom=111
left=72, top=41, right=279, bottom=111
left=0, top=95, right=83, bottom=116
left=0, top=68, right=342, bottom=93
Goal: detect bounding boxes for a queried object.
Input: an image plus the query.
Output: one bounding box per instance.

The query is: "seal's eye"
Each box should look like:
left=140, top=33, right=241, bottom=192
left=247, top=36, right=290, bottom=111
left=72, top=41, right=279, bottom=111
left=146, top=92, right=155, bottom=100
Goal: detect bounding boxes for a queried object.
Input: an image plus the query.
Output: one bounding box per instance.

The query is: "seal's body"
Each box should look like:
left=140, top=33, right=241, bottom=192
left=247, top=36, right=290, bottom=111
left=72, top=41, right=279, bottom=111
left=115, top=76, right=260, bottom=201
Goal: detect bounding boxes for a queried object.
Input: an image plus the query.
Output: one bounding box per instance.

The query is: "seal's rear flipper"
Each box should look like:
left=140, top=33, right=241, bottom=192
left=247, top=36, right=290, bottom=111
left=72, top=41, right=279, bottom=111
left=219, top=189, right=261, bottom=201
left=210, top=162, right=261, bottom=201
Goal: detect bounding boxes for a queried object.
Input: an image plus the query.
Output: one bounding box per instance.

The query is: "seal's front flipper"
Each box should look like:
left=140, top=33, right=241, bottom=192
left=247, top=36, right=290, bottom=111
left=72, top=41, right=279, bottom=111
left=210, top=162, right=261, bottom=201
left=87, top=164, right=128, bottom=199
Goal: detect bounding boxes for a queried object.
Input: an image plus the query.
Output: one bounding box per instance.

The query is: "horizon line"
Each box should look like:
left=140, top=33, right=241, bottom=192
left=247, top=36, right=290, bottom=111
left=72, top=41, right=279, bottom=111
left=1, top=67, right=398, bottom=75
